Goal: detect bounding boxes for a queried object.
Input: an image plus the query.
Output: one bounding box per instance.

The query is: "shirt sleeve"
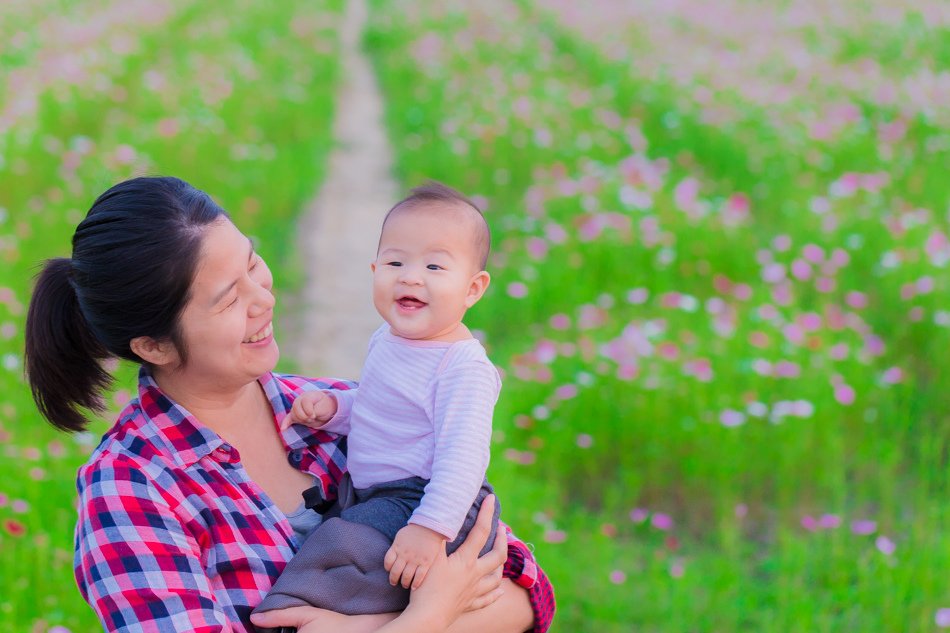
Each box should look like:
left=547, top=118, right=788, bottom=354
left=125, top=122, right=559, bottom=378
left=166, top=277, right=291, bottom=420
left=502, top=524, right=556, bottom=633
left=74, top=455, right=232, bottom=633
left=409, top=358, right=500, bottom=539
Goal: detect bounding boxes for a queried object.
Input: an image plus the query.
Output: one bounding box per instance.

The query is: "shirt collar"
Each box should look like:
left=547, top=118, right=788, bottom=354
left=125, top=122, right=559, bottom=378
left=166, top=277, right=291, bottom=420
left=132, top=366, right=328, bottom=468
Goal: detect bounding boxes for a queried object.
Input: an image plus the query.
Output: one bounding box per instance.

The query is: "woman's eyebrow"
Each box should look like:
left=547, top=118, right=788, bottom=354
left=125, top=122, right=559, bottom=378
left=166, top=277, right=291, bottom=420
left=210, top=238, right=254, bottom=306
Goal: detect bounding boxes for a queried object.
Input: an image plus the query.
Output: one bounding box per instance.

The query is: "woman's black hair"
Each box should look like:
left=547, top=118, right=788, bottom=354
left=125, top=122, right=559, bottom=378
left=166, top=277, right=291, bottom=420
left=25, top=176, right=228, bottom=432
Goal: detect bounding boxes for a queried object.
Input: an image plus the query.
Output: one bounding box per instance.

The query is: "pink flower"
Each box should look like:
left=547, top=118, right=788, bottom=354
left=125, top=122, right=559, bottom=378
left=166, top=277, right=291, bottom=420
left=626, top=288, right=649, bottom=304
left=526, top=237, right=548, bottom=260
left=549, top=314, right=570, bottom=330
left=544, top=222, right=568, bottom=244
left=669, top=559, right=685, bottom=578
left=651, top=513, right=674, bottom=531
left=936, top=609, right=950, bottom=628
left=609, top=570, right=627, bottom=584
left=790, top=259, right=812, bottom=280
left=818, top=514, right=841, bottom=529
left=772, top=235, right=792, bottom=252
left=799, top=312, right=822, bottom=331
left=629, top=508, right=649, bottom=523
left=773, top=361, right=800, bottom=378
left=575, top=434, right=593, bottom=448
left=761, top=263, right=786, bottom=284
left=555, top=384, right=578, bottom=400
left=875, top=535, right=896, bottom=556
left=674, top=177, right=699, bottom=210
left=845, top=291, right=868, bottom=309
left=834, top=383, right=856, bottom=406
left=720, top=409, right=746, bottom=428
left=156, top=118, right=179, bottom=138
left=815, top=277, right=836, bottom=293
left=543, top=529, right=566, bottom=543
left=881, top=367, right=903, bottom=385
left=506, top=282, right=528, bottom=299
left=114, top=144, right=137, bottom=165
left=803, top=244, right=825, bottom=263
left=733, top=283, right=753, bottom=300
left=850, top=520, right=877, bottom=535
left=801, top=515, right=818, bottom=531
left=829, top=343, right=849, bottom=360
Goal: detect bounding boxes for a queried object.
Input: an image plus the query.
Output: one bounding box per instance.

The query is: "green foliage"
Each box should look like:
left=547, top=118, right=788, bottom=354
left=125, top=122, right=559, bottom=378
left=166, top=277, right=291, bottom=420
left=0, top=0, right=342, bottom=629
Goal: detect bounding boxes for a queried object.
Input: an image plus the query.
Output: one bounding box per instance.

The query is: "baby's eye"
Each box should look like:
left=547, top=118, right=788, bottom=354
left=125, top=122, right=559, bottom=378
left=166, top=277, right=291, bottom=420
left=386, top=261, right=402, bottom=267
left=427, top=264, right=443, bottom=270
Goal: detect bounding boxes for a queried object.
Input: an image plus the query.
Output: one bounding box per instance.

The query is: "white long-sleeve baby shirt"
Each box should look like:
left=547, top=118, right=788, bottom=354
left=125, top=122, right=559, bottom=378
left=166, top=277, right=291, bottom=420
left=323, top=324, right=500, bottom=541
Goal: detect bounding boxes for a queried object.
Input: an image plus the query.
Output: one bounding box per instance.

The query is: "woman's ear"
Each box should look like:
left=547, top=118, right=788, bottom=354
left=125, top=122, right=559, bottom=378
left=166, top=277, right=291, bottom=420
left=129, top=335, right=180, bottom=367
left=464, top=271, right=491, bottom=308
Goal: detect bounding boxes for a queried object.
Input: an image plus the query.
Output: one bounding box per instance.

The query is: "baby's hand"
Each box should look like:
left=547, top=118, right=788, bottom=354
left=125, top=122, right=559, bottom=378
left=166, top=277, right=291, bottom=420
left=280, top=391, right=338, bottom=431
left=384, top=524, right=446, bottom=590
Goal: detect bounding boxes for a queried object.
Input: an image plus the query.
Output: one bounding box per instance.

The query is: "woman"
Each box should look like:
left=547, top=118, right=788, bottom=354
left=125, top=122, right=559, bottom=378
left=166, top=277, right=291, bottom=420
left=25, top=176, right=555, bottom=633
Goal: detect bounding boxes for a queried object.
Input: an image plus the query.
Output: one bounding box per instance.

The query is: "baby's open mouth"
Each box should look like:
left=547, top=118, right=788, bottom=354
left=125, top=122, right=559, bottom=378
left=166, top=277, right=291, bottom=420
left=397, top=296, right=427, bottom=309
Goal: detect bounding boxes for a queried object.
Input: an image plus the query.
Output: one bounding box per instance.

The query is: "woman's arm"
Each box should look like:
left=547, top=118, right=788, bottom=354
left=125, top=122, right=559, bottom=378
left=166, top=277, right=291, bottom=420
left=76, top=455, right=231, bottom=631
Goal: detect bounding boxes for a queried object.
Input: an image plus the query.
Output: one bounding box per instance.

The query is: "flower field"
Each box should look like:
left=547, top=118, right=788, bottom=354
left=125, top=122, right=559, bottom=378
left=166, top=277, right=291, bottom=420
left=0, top=1, right=342, bottom=629
left=3, top=0, right=950, bottom=630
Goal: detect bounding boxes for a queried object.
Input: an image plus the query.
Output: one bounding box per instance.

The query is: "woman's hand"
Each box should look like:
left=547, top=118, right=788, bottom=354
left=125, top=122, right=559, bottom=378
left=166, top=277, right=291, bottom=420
left=402, top=494, right=507, bottom=628
left=249, top=606, right=396, bottom=633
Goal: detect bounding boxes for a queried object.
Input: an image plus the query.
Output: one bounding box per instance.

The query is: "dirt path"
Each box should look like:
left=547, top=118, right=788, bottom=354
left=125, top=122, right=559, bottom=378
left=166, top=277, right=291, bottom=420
left=281, top=0, right=396, bottom=380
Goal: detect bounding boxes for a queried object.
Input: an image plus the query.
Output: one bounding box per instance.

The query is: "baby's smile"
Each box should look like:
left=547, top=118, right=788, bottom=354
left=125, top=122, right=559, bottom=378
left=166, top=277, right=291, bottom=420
left=396, top=295, right=427, bottom=310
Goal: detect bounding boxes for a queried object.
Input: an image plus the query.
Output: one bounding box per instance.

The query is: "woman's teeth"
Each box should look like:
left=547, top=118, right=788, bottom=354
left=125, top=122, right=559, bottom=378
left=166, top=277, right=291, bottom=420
left=244, top=323, right=272, bottom=343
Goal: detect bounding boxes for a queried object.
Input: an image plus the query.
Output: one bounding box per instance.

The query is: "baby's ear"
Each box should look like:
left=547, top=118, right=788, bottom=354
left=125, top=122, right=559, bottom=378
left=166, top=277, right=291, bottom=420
left=465, top=271, right=491, bottom=307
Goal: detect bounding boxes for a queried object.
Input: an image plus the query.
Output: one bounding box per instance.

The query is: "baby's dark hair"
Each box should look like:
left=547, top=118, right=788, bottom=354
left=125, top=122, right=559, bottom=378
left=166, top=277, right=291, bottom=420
left=383, top=181, right=490, bottom=270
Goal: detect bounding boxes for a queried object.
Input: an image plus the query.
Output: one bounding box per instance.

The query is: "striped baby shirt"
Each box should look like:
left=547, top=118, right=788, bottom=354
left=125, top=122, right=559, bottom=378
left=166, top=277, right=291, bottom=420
left=324, top=324, right=500, bottom=541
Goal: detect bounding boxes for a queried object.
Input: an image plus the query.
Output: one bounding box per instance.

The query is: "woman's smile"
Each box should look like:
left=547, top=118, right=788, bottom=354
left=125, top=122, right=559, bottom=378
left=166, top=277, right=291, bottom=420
left=244, top=321, right=274, bottom=344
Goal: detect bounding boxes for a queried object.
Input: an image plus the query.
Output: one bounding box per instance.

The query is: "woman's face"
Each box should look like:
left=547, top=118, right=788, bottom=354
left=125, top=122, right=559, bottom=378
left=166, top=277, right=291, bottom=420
left=171, top=217, right=278, bottom=390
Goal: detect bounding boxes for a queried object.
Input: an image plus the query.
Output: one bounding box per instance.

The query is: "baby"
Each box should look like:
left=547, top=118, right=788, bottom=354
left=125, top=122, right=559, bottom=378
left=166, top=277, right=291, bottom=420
left=255, top=181, right=501, bottom=617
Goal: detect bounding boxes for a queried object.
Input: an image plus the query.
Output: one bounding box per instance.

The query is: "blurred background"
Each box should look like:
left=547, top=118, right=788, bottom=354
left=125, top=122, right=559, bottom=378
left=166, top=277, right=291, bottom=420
left=3, top=0, right=950, bottom=630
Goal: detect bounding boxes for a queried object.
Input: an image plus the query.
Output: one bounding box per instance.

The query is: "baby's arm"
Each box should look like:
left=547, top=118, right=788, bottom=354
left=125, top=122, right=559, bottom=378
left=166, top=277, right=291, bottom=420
left=412, top=359, right=499, bottom=537
left=384, top=523, right=446, bottom=590
left=280, top=390, right=340, bottom=431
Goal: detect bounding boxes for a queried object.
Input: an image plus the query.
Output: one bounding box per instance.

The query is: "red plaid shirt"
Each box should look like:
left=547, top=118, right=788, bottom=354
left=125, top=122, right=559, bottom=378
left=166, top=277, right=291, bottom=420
left=74, top=367, right=554, bottom=632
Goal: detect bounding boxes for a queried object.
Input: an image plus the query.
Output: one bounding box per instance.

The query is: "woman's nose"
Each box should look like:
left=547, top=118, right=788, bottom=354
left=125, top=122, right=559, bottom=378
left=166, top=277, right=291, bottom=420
left=249, top=282, right=275, bottom=314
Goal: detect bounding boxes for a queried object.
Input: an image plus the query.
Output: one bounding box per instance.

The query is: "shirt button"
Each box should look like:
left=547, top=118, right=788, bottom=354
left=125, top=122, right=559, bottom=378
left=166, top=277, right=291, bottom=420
left=289, top=450, right=302, bottom=464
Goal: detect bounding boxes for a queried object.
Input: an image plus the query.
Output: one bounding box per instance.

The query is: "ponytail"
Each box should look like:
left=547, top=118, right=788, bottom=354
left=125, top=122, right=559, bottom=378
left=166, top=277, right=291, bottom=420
left=25, top=258, right=112, bottom=432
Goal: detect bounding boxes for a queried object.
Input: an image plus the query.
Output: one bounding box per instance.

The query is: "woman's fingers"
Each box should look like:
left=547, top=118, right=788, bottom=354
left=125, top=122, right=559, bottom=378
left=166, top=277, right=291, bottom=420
left=474, top=523, right=507, bottom=577
left=468, top=586, right=505, bottom=612
left=250, top=606, right=321, bottom=628
left=455, top=494, right=496, bottom=560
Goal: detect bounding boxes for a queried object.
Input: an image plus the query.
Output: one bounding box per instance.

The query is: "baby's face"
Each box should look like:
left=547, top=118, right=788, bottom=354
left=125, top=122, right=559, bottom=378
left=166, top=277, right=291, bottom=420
left=372, top=204, right=486, bottom=341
